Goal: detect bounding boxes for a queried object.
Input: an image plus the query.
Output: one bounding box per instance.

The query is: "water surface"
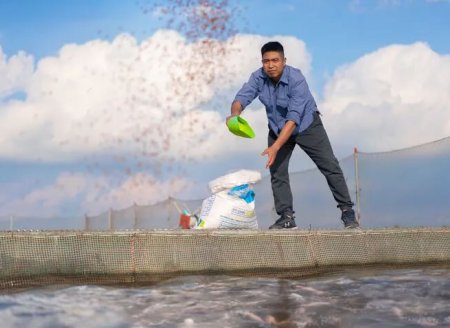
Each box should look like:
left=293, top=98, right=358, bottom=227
left=0, top=265, right=449, bottom=327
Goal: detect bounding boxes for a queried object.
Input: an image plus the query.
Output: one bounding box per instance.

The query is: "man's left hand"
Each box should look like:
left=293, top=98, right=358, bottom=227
left=261, top=145, right=280, bottom=169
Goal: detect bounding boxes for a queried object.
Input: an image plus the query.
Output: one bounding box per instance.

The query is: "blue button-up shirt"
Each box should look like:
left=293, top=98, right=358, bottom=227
left=234, top=65, right=318, bottom=135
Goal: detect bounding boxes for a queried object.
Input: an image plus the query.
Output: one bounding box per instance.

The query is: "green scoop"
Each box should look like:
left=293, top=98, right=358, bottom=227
left=227, top=116, right=256, bottom=138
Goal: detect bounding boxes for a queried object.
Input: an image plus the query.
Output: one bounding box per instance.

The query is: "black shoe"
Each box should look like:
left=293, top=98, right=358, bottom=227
left=341, top=209, right=360, bottom=229
left=269, top=213, right=297, bottom=229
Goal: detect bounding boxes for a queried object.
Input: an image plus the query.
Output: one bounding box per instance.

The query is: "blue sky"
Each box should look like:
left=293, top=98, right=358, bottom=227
left=0, top=0, right=449, bottom=223
left=1, top=0, right=449, bottom=91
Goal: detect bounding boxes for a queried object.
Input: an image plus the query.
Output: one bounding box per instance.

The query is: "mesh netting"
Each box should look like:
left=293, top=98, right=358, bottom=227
left=356, top=137, right=450, bottom=228
left=82, top=136, right=450, bottom=230
left=0, top=229, right=449, bottom=289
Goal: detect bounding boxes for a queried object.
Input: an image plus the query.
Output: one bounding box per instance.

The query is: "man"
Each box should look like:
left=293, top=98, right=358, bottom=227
left=226, top=41, right=360, bottom=229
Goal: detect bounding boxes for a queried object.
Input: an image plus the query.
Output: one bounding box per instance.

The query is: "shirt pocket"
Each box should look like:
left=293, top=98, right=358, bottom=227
left=258, top=94, right=271, bottom=108
left=276, top=96, right=289, bottom=117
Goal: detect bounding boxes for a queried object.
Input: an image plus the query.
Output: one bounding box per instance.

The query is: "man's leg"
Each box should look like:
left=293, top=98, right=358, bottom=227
left=268, top=130, right=296, bottom=215
left=295, top=112, right=354, bottom=210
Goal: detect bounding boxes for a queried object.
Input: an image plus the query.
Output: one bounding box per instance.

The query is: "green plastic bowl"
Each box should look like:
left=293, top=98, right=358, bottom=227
left=227, top=116, right=256, bottom=138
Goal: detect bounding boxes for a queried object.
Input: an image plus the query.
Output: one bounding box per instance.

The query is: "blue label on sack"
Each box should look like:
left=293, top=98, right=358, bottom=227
left=228, top=184, right=255, bottom=203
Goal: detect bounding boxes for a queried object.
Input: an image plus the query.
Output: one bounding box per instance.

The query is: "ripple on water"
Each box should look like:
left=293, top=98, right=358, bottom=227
left=0, top=265, right=449, bottom=327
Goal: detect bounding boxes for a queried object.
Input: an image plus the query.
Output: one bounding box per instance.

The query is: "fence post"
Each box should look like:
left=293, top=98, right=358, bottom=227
left=353, top=147, right=361, bottom=223
left=9, top=215, right=13, bottom=230
left=133, top=202, right=137, bottom=229
left=85, top=214, right=89, bottom=231
left=108, top=208, right=113, bottom=230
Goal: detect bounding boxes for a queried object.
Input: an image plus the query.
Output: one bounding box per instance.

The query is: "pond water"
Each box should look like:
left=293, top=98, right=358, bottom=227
left=0, top=265, right=449, bottom=327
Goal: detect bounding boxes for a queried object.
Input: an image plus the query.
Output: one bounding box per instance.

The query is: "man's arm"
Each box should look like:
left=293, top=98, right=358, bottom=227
left=261, top=120, right=296, bottom=168
left=226, top=100, right=243, bottom=124
left=226, top=71, right=260, bottom=124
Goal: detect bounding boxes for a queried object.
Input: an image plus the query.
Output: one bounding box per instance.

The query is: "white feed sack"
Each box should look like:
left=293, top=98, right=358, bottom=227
left=195, top=170, right=262, bottom=229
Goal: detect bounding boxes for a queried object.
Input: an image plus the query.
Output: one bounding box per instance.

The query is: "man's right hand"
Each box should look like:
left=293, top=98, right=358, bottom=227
left=226, top=115, right=237, bottom=125
left=227, top=100, right=243, bottom=125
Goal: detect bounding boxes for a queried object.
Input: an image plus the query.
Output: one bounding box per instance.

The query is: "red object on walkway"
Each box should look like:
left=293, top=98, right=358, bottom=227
left=179, top=214, right=191, bottom=229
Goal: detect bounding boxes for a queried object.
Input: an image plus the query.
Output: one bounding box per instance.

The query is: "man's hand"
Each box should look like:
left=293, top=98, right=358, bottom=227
left=261, top=144, right=280, bottom=169
left=226, top=100, right=243, bottom=126
left=226, top=115, right=237, bottom=125
left=261, top=120, right=297, bottom=169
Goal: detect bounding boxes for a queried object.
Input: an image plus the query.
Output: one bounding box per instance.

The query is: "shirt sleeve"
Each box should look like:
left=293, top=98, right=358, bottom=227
left=285, top=78, right=313, bottom=126
left=234, top=72, right=260, bottom=110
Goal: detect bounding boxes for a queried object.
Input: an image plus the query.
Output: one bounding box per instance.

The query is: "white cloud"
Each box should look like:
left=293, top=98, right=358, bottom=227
left=81, top=172, right=194, bottom=215
left=0, top=31, right=311, bottom=165
left=0, top=172, right=87, bottom=217
left=320, top=42, right=450, bottom=153
left=0, top=47, right=33, bottom=98
left=0, top=171, right=195, bottom=217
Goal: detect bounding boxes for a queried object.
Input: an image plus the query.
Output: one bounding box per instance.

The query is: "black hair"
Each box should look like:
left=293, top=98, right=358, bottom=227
left=261, top=41, right=284, bottom=57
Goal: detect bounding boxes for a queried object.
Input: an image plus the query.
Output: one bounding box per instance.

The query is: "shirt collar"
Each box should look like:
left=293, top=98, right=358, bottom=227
left=261, top=66, right=289, bottom=85
left=279, top=66, right=289, bottom=84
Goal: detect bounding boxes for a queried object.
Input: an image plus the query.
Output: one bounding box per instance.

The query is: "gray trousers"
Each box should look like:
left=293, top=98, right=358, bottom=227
left=268, top=112, right=354, bottom=215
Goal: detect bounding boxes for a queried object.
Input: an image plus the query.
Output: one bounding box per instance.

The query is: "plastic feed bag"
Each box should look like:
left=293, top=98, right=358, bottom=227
left=208, top=170, right=261, bottom=194
left=195, top=184, right=258, bottom=229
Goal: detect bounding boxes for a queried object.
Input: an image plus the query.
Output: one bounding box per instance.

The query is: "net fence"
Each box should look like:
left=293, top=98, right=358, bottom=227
left=1, top=228, right=449, bottom=289
left=83, top=136, right=450, bottom=230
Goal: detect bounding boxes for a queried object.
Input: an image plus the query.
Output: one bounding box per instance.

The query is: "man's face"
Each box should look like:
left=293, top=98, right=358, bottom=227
left=262, top=51, right=286, bottom=82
